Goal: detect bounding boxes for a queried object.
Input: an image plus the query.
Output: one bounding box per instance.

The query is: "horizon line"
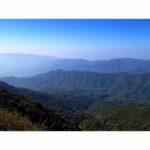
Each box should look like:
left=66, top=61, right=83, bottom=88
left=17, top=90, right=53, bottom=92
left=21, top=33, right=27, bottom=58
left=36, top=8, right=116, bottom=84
left=0, top=52, right=149, bottom=61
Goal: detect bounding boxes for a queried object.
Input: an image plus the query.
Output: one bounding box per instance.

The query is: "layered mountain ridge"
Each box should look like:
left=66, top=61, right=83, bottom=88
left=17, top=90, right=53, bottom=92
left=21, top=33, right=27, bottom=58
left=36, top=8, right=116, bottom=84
left=0, top=53, right=150, bottom=77
left=1, top=70, right=149, bottom=98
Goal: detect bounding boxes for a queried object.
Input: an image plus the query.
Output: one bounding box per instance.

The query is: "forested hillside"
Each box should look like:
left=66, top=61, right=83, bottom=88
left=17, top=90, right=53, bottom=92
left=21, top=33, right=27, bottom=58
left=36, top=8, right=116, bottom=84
left=0, top=81, right=78, bottom=131
left=1, top=70, right=149, bottom=99
left=1, top=79, right=150, bottom=131
left=80, top=103, right=150, bottom=131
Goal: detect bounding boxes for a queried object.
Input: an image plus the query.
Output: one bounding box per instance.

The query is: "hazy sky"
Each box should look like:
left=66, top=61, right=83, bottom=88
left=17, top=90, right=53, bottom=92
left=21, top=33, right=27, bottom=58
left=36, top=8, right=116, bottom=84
left=0, top=19, right=150, bottom=60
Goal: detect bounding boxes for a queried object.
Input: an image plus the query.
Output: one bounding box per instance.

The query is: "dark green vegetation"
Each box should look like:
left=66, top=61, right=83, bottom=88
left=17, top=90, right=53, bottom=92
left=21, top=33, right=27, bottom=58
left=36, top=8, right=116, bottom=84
left=80, top=104, right=150, bottom=131
left=0, top=82, right=78, bottom=131
left=80, top=103, right=150, bottom=131
left=1, top=75, right=150, bottom=131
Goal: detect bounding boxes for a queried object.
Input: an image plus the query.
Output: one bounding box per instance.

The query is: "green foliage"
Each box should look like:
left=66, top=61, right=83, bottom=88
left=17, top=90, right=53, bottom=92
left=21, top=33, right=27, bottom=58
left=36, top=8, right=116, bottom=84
left=80, top=103, right=150, bottom=131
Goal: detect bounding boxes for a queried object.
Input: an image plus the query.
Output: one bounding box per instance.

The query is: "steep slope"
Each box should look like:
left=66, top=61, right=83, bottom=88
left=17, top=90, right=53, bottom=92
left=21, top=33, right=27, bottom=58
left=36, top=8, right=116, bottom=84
left=0, top=81, right=78, bottom=131
left=1, top=70, right=150, bottom=98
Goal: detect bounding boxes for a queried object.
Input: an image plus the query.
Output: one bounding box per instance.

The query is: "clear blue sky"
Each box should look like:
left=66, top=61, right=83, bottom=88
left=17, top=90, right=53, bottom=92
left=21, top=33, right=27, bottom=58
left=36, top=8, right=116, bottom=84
left=0, top=19, right=150, bottom=60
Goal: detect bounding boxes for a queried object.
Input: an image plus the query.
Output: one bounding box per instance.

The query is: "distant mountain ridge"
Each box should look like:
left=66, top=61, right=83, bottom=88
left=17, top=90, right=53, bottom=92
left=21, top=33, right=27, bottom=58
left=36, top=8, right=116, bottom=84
left=0, top=53, right=57, bottom=77
left=1, top=70, right=150, bottom=98
left=0, top=53, right=150, bottom=77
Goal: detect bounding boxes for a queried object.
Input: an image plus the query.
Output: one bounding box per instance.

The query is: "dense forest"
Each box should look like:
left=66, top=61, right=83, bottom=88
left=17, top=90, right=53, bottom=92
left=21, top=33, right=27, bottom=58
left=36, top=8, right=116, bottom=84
left=0, top=77, right=150, bottom=131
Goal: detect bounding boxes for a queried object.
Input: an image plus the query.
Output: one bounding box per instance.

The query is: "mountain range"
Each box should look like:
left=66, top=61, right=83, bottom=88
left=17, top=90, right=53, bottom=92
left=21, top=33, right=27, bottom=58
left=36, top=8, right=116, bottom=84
left=1, top=78, right=150, bottom=131
left=0, top=53, right=150, bottom=131
left=0, top=53, right=150, bottom=77
left=1, top=70, right=149, bottom=98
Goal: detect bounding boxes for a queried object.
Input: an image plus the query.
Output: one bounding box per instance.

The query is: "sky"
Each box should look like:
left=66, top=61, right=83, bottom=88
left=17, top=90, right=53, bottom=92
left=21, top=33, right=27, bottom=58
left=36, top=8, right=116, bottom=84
left=0, top=19, right=150, bottom=60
